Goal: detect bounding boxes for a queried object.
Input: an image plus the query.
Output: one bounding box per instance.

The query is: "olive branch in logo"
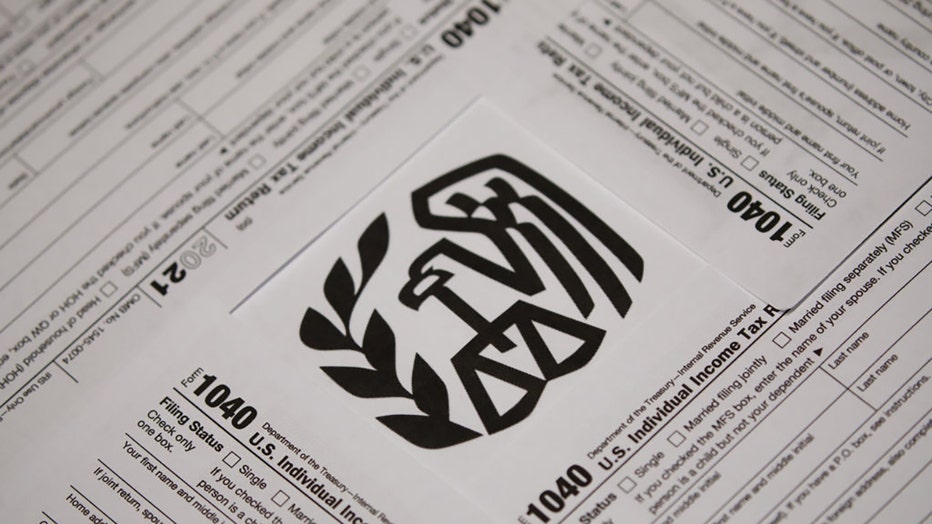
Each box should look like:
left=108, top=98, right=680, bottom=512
left=299, top=214, right=481, bottom=448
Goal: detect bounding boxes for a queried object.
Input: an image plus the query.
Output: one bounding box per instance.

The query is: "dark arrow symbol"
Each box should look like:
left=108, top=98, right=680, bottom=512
left=813, top=348, right=823, bottom=357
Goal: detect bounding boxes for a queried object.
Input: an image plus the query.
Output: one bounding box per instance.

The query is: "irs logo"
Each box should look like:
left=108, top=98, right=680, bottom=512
left=299, top=155, right=644, bottom=448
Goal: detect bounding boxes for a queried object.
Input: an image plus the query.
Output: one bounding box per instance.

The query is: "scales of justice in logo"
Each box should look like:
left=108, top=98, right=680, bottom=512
left=299, top=155, right=644, bottom=448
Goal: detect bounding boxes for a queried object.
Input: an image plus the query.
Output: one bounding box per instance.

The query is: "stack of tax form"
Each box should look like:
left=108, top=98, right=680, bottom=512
left=0, top=1, right=929, bottom=522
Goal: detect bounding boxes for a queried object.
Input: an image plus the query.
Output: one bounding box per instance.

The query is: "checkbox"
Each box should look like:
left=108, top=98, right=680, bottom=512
left=668, top=430, right=686, bottom=447
left=272, top=490, right=290, bottom=506
left=741, top=156, right=759, bottom=170
left=400, top=25, right=416, bottom=39
left=249, top=155, right=265, bottom=169
left=773, top=332, right=791, bottom=348
left=100, top=282, right=117, bottom=297
left=223, top=452, right=241, bottom=468
left=585, top=44, right=602, bottom=58
left=691, top=120, right=708, bottom=135
left=916, top=200, right=931, bottom=216
left=618, top=477, right=637, bottom=493
left=354, top=67, right=370, bottom=80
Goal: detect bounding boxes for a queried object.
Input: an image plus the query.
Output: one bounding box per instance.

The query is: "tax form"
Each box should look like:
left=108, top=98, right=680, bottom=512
left=0, top=1, right=929, bottom=522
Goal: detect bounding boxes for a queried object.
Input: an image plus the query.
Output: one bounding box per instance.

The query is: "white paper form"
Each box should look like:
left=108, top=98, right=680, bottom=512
left=0, top=1, right=929, bottom=523
left=0, top=0, right=486, bottom=408
left=452, top=0, right=932, bottom=308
